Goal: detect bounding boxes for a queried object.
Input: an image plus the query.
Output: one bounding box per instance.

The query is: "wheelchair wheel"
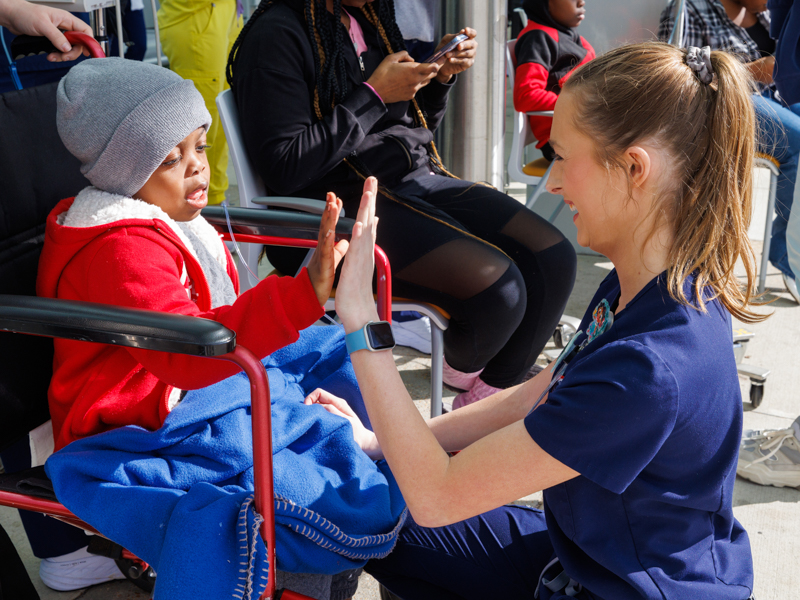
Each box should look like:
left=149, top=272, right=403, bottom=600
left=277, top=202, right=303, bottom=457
left=553, top=327, right=564, bottom=348
left=749, top=382, right=764, bottom=408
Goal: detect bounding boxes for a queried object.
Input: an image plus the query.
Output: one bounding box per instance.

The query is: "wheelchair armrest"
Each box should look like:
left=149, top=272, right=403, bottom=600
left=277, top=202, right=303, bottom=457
left=0, top=295, right=235, bottom=356
left=525, top=111, right=554, bottom=117
left=202, top=206, right=354, bottom=242
left=249, top=196, right=328, bottom=215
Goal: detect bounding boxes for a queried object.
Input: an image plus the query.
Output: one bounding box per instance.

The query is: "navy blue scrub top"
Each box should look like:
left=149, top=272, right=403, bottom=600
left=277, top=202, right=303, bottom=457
left=525, top=270, right=753, bottom=600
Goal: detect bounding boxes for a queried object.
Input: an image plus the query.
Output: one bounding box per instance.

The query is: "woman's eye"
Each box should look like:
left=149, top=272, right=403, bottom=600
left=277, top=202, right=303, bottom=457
left=162, top=155, right=181, bottom=167
left=552, top=153, right=563, bottom=161
left=197, top=144, right=210, bottom=153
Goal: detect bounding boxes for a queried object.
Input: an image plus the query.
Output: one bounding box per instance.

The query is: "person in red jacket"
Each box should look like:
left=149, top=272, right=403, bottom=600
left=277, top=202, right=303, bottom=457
left=37, top=57, right=352, bottom=452
left=513, top=0, right=594, bottom=162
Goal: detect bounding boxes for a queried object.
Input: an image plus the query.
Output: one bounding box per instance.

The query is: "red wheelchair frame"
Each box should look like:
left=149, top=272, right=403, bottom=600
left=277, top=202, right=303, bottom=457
left=0, top=34, right=394, bottom=598
left=0, top=206, right=392, bottom=600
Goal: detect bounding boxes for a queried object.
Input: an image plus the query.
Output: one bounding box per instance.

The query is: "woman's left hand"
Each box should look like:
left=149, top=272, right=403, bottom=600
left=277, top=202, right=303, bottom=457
left=335, top=177, right=380, bottom=330
left=433, top=28, right=478, bottom=84
left=305, top=388, right=383, bottom=459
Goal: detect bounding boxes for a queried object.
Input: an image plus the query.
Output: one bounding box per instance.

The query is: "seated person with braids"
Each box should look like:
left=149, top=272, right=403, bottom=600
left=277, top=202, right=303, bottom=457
left=229, top=0, right=578, bottom=408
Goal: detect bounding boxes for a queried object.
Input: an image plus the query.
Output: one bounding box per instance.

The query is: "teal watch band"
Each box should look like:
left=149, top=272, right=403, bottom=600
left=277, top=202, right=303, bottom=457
left=345, top=326, right=371, bottom=354
left=345, top=321, right=395, bottom=354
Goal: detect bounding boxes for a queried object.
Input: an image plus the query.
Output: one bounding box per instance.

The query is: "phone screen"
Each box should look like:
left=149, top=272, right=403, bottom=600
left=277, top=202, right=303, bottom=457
left=423, top=34, right=468, bottom=64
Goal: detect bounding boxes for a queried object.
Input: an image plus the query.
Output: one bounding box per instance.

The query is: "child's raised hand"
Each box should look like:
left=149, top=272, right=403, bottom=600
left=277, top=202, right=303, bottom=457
left=307, top=193, right=349, bottom=307
left=335, top=177, right=380, bottom=331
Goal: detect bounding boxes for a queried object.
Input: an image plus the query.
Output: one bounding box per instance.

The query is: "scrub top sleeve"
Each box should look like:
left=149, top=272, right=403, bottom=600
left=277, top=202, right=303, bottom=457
left=525, top=340, right=680, bottom=494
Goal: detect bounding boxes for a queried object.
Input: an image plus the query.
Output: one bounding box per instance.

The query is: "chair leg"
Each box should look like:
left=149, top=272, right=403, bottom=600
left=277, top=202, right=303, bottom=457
left=759, top=170, right=778, bottom=294
left=430, top=324, right=444, bottom=417
left=525, top=161, right=555, bottom=210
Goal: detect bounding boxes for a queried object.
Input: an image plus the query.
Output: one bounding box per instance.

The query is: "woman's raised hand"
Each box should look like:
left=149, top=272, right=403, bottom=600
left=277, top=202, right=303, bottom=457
left=306, top=193, right=349, bottom=307
left=335, top=177, right=380, bottom=331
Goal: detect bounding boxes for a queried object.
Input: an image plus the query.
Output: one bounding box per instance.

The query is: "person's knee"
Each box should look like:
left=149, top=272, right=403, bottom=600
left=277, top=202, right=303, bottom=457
left=539, top=237, right=578, bottom=292
left=464, top=264, right=528, bottom=333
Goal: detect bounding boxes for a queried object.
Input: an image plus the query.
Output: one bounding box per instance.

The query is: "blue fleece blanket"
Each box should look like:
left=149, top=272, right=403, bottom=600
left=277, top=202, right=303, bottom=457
left=45, top=326, right=406, bottom=600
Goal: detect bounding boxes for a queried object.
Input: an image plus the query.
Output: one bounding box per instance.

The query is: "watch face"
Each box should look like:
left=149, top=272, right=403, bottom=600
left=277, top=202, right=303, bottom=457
left=366, top=322, right=395, bottom=350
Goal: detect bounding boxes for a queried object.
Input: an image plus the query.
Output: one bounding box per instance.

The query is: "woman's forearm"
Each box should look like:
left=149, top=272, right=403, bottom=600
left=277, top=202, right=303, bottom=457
left=351, top=349, right=575, bottom=526
left=350, top=349, right=454, bottom=521
left=426, top=362, right=555, bottom=452
left=350, top=347, right=557, bottom=522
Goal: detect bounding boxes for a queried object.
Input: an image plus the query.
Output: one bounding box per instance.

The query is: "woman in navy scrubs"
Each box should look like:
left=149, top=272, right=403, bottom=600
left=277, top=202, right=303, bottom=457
left=320, top=41, right=764, bottom=600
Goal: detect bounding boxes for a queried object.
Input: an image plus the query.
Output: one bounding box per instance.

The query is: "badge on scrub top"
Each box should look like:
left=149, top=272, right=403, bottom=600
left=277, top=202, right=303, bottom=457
left=528, top=298, right=615, bottom=415
left=551, top=298, right=614, bottom=373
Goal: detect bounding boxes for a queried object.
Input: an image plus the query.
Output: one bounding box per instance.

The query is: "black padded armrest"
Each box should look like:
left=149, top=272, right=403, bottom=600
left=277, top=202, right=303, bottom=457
left=0, top=295, right=235, bottom=357
left=202, top=205, right=354, bottom=242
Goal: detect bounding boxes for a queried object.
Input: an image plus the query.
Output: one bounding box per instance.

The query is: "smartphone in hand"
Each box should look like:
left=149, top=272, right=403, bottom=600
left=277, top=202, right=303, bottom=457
left=422, top=33, right=469, bottom=64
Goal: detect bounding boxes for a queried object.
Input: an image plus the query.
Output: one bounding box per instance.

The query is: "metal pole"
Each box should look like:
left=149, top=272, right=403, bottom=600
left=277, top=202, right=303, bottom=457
left=668, top=0, right=687, bottom=48
left=114, top=0, right=125, bottom=58
left=151, top=0, right=163, bottom=67
left=91, top=8, right=110, bottom=57
left=440, top=0, right=507, bottom=189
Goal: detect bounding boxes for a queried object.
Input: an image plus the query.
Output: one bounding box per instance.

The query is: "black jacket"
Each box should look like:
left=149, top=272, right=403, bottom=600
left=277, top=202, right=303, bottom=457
left=233, top=0, right=454, bottom=200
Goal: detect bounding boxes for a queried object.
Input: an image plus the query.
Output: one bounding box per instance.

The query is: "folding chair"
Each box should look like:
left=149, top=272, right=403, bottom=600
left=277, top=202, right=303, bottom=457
left=217, top=88, right=449, bottom=416
left=0, top=63, right=389, bottom=600
left=505, top=38, right=556, bottom=212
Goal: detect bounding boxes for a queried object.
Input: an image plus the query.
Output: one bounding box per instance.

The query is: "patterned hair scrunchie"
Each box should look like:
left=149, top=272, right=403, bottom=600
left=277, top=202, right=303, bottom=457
left=685, top=46, right=714, bottom=84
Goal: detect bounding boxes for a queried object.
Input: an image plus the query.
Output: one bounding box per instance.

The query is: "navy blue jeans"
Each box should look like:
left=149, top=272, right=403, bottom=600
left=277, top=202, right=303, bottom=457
left=754, top=93, right=800, bottom=278
left=366, top=505, right=558, bottom=600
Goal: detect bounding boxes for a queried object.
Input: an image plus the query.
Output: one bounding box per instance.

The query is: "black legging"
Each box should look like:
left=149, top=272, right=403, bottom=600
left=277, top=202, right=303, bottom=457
left=269, top=172, right=577, bottom=389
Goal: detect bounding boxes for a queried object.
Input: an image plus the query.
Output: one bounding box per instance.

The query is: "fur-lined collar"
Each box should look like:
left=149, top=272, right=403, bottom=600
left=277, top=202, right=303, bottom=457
left=59, top=186, right=228, bottom=269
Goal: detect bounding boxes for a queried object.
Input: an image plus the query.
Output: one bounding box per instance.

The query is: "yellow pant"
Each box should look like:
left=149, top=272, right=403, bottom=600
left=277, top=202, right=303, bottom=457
left=158, top=0, right=243, bottom=205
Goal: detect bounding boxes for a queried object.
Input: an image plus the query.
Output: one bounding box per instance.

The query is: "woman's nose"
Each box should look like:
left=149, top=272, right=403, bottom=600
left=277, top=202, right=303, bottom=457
left=545, top=166, right=560, bottom=195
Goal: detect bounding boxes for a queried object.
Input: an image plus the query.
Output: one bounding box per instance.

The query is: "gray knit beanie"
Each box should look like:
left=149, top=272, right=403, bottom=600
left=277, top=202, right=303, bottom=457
left=57, top=58, right=212, bottom=197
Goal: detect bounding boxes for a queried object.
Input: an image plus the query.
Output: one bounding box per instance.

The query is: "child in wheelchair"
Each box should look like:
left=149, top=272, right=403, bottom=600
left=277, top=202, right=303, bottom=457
left=36, top=57, right=403, bottom=600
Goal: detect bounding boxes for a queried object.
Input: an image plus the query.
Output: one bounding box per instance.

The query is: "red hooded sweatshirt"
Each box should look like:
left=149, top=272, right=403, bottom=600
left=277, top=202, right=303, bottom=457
left=513, top=2, right=595, bottom=149
left=37, top=189, right=324, bottom=451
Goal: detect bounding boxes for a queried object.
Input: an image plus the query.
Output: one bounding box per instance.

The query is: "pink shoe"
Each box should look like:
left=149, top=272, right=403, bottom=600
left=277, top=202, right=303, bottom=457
left=452, top=378, right=503, bottom=409
left=442, top=360, right=483, bottom=392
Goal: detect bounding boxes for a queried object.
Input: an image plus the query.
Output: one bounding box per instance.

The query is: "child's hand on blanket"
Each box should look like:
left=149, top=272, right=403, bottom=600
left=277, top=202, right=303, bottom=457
left=305, top=388, right=383, bottom=460
left=307, top=193, right=349, bottom=307
left=335, top=177, right=381, bottom=332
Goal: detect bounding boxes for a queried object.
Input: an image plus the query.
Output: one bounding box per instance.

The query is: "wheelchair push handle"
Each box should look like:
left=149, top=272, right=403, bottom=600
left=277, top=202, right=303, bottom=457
left=9, top=31, right=105, bottom=61
left=65, top=31, right=105, bottom=58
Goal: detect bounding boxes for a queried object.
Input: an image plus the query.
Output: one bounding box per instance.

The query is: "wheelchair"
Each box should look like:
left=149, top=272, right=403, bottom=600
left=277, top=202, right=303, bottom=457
left=0, top=71, right=391, bottom=600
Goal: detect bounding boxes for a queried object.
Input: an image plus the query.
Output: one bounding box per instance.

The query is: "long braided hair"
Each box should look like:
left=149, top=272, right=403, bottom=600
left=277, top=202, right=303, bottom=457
left=226, top=0, right=496, bottom=249
left=226, top=0, right=453, bottom=177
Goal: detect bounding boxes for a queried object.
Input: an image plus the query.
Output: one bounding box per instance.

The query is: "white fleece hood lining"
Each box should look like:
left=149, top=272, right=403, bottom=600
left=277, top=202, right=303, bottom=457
left=59, top=187, right=229, bottom=271
left=58, top=186, right=231, bottom=413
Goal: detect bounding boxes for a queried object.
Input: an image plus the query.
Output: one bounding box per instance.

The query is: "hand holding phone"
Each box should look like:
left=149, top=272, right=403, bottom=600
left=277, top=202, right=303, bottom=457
left=423, top=33, right=469, bottom=64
